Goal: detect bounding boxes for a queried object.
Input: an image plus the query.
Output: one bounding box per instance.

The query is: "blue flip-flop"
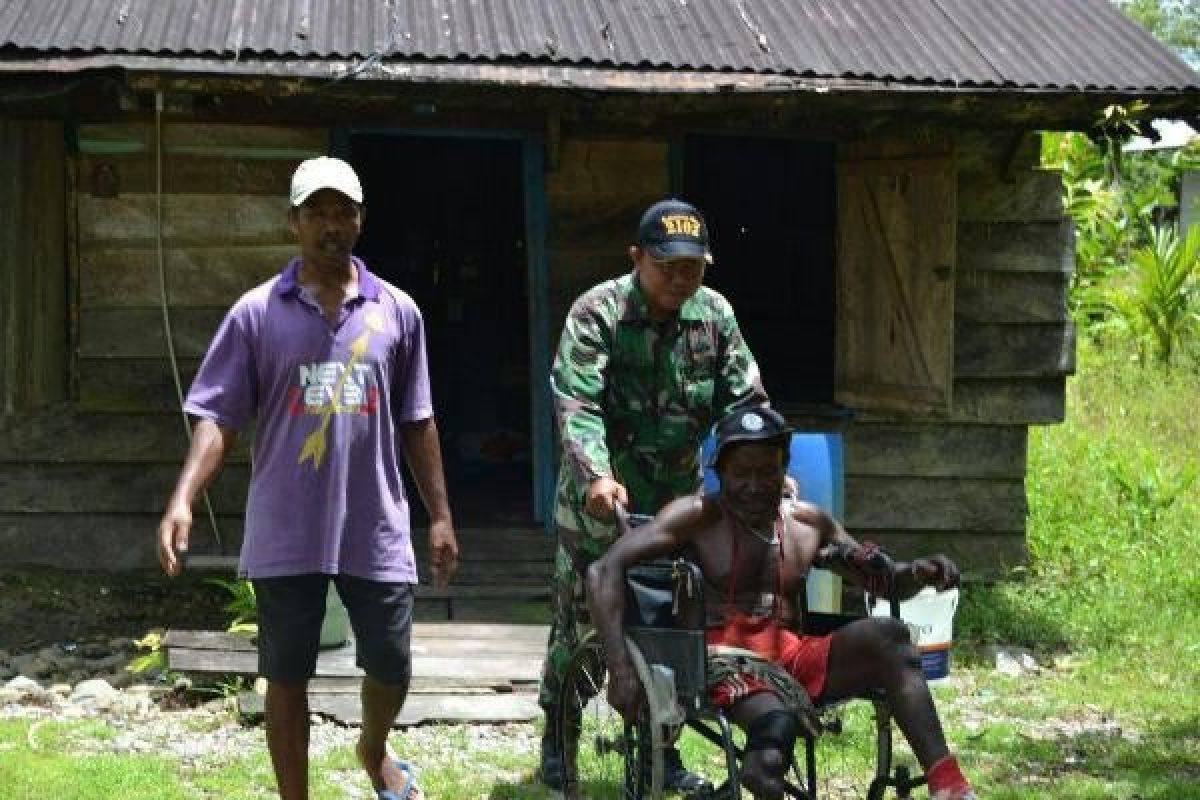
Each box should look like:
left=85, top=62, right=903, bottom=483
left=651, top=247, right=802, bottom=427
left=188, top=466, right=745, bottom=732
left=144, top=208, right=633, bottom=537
left=376, top=759, right=418, bottom=800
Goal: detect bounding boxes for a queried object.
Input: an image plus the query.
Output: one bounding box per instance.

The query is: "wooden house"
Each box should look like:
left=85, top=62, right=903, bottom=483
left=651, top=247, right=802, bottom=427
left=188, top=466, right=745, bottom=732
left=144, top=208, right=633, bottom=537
left=0, top=0, right=1196, bottom=591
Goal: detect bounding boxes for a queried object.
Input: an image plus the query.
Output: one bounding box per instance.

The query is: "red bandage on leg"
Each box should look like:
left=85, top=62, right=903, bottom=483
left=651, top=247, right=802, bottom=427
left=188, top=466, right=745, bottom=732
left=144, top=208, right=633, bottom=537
left=926, top=754, right=972, bottom=798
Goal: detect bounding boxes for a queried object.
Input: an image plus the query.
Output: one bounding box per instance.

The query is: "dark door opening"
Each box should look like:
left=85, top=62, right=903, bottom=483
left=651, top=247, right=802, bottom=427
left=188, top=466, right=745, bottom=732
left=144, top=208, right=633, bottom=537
left=350, top=135, right=533, bottom=525
left=682, top=137, right=836, bottom=405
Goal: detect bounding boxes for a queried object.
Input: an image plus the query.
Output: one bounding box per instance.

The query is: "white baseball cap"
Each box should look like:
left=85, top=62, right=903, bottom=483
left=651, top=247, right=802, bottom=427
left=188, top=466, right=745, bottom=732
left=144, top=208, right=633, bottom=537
left=290, top=156, right=363, bottom=206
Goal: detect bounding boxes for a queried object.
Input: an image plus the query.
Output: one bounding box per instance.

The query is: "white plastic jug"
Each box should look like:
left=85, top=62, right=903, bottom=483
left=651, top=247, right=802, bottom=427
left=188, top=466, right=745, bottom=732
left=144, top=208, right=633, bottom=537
left=869, top=587, right=959, bottom=684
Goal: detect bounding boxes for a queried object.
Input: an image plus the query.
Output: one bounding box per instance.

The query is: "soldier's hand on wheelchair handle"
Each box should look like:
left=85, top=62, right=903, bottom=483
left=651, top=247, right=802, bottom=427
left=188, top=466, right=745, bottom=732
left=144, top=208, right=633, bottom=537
left=911, top=554, right=961, bottom=591
left=584, top=476, right=629, bottom=522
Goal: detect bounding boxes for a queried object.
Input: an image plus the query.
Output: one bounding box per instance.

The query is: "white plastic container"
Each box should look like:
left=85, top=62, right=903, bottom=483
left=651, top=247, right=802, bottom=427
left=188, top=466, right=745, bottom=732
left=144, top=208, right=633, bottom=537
left=806, top=568, right=842, bottom=613
left=869, top=587, right=959, bottom=684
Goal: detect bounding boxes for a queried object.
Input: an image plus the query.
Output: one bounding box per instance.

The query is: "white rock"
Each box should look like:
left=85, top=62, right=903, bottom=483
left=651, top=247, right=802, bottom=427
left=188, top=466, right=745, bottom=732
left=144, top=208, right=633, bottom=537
left=986, top=645, right=1039, bottom=676
left=70, top=679, right=119, bottom=709
left=5, top=676, right=42, bottom=693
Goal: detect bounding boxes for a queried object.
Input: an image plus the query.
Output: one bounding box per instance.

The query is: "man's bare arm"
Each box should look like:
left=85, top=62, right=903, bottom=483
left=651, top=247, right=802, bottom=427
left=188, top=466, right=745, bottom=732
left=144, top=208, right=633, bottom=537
left=400, top=417, right=459, bottom=588
left=158, top=419, right=236, bottom=576
left=585, top=497, right=703, bottom=721
left=798, top=502, right=960, bottom=599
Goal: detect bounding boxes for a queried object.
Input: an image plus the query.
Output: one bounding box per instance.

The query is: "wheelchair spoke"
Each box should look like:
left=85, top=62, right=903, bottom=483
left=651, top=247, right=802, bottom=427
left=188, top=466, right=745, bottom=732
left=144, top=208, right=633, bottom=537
left=557, top=635, right=647, bottom=799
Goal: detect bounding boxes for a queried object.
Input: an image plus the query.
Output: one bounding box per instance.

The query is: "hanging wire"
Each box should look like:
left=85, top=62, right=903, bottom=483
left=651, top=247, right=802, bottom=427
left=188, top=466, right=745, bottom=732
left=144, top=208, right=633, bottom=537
left=154, top=89, right=224, bottom=554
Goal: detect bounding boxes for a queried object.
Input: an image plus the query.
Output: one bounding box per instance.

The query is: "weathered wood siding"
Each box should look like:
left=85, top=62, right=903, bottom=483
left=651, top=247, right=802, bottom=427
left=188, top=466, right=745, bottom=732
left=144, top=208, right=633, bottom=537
left=545, top=137, right=669, bottom=329
left=2, top=120, right=1068, bottom=580
left=0, top=123, right=326, bottom=567
left=0, top=119, right=68, bottom=414
left=833, top=132, right=1072, bottom=577
left=75, top=122, right=325, bottom=411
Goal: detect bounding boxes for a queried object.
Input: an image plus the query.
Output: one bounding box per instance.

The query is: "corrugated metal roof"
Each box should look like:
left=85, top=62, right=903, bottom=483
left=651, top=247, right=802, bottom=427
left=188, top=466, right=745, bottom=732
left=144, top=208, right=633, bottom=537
left=0, top=0, right=1195, bottom=91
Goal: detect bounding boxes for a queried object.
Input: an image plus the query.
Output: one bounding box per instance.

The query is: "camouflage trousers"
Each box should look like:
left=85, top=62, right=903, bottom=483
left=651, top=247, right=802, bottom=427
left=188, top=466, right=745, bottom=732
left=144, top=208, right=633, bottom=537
left=537, top=528, right=615, bottom=712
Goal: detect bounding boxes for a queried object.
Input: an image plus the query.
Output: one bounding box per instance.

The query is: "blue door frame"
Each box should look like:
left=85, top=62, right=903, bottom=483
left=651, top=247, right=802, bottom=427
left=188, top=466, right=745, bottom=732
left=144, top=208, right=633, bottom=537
left=331, top=128, right=554, bottom=527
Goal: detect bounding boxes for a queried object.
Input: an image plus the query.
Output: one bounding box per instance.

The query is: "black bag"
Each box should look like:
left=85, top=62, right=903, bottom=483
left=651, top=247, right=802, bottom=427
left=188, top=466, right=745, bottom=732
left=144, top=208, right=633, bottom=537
left=624, top=557, right=708, bottom=707
left=624, top=557, right=705, bottom=630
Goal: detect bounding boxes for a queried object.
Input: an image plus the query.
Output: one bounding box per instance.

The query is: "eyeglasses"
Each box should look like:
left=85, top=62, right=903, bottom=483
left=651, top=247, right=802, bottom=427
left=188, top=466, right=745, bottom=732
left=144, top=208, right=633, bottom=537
left=651, top=258, right=707, bottom=280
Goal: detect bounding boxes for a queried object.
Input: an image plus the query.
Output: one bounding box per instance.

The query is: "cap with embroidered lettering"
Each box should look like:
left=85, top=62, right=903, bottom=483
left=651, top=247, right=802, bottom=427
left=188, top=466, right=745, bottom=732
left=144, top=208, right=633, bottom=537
left=636, top=198, right=712, bottom=263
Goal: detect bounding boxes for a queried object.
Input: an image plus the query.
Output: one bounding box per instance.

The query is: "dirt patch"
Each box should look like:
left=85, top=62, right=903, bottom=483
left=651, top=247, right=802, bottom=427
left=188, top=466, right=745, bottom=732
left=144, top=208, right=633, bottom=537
left=0, top=568, right=231, bottom=654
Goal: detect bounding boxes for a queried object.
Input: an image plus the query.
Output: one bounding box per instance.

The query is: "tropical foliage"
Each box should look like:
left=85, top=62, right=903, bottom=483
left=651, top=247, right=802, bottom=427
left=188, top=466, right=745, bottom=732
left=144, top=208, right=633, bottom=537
left=1043, top=105, right=1200, bottom=366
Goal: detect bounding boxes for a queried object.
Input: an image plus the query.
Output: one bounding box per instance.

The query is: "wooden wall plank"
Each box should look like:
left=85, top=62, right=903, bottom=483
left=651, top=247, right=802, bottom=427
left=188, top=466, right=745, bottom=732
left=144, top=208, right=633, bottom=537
left=0, top=121, right=20, bottom=413
left=951, top=377, right=1067, bottom=424
left=958, top=221, right=1073, bottom=274
left=843, top=423, right=1027, bottom=479
left=77, top=358, right=199, bottom=412
left=956, top=270, right=1069, bottom=324
left=0, top=120, right=68, bottom=412
left=0, top=411, right=252, bottom=464
left=959, top=168, right=1064, bottom=223
left=80, top=245, right=293, bottom=307
left=78, top=194, right=291, bottom=248
left=844, top=476, right=1027, bottom=532
left=77, top=123, right=328, bottom=152
left=80, top=308, right=226, bottom=359
left=0, top=463, right=250, bottom=514
left=0, top=512, right=551, bottom=573
left=0, top=513, right=242, bottom=571
left=79, top=152, right=297, bottom=196
left=955, top=322, right=1075, bottom=378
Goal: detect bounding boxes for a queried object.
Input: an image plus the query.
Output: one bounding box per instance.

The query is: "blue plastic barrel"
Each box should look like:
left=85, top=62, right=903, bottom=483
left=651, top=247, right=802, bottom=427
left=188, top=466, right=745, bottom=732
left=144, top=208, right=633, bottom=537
left=701, top=430, right=845, bottom=610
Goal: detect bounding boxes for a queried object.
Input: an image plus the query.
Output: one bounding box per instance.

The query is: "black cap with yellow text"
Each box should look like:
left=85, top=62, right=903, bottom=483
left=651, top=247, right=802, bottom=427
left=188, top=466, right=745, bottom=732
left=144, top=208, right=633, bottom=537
left=636, top=198, right=712, bottom=262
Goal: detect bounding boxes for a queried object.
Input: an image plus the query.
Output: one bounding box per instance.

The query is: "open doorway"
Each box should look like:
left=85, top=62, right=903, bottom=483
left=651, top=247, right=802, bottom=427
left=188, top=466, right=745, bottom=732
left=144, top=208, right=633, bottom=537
left=682, top=136, right=836, bottom=405
left=349, top=134, right=534, bottom=525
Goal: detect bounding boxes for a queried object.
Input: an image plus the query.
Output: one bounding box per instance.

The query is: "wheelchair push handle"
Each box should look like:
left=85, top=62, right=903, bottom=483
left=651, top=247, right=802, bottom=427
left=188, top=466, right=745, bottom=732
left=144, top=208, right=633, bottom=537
left=613, top=502, right=653, bottom=534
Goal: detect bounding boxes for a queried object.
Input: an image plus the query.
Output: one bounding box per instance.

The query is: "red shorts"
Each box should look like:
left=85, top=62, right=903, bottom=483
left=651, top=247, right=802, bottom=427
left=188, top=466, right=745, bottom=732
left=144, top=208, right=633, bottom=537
left=706, top=623, right=832, bottom=709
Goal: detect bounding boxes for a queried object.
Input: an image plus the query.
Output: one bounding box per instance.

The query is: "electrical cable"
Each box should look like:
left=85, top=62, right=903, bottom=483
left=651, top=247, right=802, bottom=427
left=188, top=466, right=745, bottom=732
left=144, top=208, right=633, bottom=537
left=154, top=89, right=224, bottom=554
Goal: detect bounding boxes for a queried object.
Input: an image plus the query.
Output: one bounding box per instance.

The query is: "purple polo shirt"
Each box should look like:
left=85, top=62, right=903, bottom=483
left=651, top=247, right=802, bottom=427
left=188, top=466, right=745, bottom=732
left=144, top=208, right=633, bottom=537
left=184, top=257, right=431, bottom=582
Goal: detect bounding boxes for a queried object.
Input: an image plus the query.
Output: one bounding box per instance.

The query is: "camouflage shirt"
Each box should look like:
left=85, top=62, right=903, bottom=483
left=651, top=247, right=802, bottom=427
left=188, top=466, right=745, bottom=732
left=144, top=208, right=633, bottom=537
left=552, top=272, right=768, bottom=545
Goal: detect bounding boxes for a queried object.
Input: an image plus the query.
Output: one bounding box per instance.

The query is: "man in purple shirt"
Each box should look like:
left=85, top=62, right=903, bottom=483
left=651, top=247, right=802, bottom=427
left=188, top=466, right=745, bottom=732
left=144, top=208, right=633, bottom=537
left=157, top=156, right=457, bottom=800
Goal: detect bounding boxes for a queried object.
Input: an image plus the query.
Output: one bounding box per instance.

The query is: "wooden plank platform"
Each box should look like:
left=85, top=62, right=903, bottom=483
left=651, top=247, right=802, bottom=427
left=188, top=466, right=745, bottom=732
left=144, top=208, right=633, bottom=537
left=165, top=623, right=550, bottom=725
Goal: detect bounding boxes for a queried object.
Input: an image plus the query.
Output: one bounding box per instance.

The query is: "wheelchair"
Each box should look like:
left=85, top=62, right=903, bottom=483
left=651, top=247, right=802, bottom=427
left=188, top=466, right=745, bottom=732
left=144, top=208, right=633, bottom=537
left=553, top=546, right=930, bottom=800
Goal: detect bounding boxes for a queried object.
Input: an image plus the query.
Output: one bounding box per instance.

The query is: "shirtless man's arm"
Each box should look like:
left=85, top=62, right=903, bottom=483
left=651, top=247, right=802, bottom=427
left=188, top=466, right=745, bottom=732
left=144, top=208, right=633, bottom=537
left=585, top=497, right=710, bottom=721
left=790, top=500, right=960, bottom=599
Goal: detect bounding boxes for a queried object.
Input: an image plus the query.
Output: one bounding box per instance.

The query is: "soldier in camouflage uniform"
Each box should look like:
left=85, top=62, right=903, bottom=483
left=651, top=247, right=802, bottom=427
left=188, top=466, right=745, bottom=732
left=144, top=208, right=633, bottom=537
left=539, top=198, right=769, bottom=791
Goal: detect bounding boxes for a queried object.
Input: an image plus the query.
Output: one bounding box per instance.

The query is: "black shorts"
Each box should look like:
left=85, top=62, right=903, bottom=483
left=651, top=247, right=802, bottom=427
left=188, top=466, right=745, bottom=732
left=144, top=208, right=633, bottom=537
left=252, top=573, right=414, bottom=685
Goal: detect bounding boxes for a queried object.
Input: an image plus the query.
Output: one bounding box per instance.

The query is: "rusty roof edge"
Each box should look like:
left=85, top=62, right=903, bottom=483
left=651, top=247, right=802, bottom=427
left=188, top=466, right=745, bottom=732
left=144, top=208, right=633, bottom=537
left=1, top=54, right=1197, bottom=95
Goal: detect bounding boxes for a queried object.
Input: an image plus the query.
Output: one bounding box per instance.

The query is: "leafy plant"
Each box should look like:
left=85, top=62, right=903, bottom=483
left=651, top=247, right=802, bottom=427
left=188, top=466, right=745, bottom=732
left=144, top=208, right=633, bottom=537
left=1106, top=224, right=1199, bottom=364
left=126, top=631, right=166, bottom=675
left=1044, top=102, right=1200, bottom=365
left=206, top=578, right=258, bottom=637
left=1108, top=447, right=1197, bottom=538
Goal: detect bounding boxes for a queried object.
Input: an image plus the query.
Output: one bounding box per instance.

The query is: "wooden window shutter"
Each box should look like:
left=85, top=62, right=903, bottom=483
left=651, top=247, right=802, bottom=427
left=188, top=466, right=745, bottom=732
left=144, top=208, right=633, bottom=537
left=835, top=141, right=956, bottom=414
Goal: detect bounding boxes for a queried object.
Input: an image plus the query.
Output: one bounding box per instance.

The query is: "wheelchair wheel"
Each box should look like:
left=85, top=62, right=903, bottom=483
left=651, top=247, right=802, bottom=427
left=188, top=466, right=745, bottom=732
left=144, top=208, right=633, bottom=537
left=805, top=696, right=923, bottom=799
left=556, top=631, right=651, bottom=799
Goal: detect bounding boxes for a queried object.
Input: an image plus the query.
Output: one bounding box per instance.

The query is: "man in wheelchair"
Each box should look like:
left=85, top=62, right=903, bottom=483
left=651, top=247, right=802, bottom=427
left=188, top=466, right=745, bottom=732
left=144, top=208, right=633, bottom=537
left=587, top=407, right=976, bottom=800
